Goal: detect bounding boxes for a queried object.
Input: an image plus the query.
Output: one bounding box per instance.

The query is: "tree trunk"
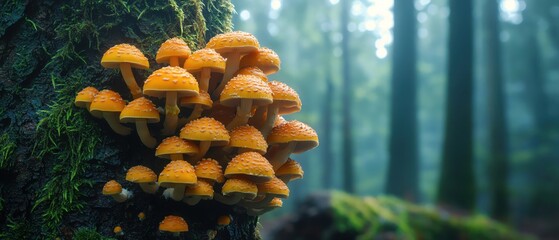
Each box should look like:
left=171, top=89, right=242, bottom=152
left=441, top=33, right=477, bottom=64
left=436, top=0, right=476, bottom=211
left=385, top=0, right=419, bottom=202
left=340, top=0, right=354, bottom=194
left=483, top=0, right=509, bottom=221
left=0, top=1, right=261, bottom=239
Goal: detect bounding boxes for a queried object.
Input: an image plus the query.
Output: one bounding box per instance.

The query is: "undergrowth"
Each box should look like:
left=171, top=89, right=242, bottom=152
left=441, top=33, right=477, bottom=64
left=73, top=227, right=116, bottom=240
left=0, top=132, right=17, bottom=169
left=0, top=216, right=33, bottom=240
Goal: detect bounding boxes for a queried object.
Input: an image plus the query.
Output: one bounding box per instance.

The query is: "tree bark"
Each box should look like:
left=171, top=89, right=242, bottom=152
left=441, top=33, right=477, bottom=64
left=0, top=1, right=260, bottom=239
left=385, top=0, right=419, bottom=202
left=437, top=0, right=476, bottom=211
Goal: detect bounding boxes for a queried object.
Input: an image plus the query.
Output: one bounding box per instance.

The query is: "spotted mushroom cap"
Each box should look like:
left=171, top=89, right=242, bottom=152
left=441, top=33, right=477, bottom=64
left=274, top=116, right=286, bottom=127
left=158, top=160, right=197, bottom=187
left=228, top=125, right=268, bottom=155
left=224, top=152, right=274, bottom=183
left=275, top=158, right=304, bottom=181
left=75, top=87, right=99, bottom=108
left=220, top=75, right=273, bottom=107
left=102, top=180, right=122, bottom=195
left=184, top=179, right=214, bottom=198
left=268, top=81, right=302, bottom=115
left=126, top=166, right=157, bottom=183
left=184, top=48, right=225, bottom=73
left=268, top=197, right=283, bottom=208
left=239, top=47, right=281, bottom=75
left=101, top=44, right=149, bottom=69
left=256, top=176, right=289, bottom=198
left=179, top=91, right=213, bottom=109
left=235, top=67, right=268, bottom=82
left=195, top=158, right=224, bottom=183
left=179, top=117, right=230, bottom=146
left=267, top=120, right=319, bottom=153
left=156, top=37, right=192, bottom=64
left=90, top=90, right=126, bottom=113
left=156, top=136, right=200, bottom=159
left=143, top=66, right=199, bottom=98
left=159, top=215, right=189, bottom=233
left=206, top=31, right=260, bottom=55
left=222, top=178, right=258, bottom=200
left=120, top=97, right=160, bottom=123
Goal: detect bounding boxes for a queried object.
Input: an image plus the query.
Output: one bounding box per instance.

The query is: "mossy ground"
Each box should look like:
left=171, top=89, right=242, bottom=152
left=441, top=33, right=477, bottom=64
left=0, top=0, right=253, bottom=239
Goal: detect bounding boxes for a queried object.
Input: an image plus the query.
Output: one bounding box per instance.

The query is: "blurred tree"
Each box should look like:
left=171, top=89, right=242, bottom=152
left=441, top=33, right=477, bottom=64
left=322, top=29, right=335, bottom=189
left=437, top=0, right=476, bottom=211
left=340, top=0, right=354, bottom=193
left=385, top=0, right=419, bottom=202
left=483, top=0, right=509, bottom=221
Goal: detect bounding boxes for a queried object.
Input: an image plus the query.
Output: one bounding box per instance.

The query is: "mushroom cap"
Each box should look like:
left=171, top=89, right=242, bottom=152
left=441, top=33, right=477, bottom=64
left=179, top=91, right=213, bottom=109
left=224, top=152, right=274, bottom=183
left=102, top=180, right=122, bottom=195
left=274, top=116, right=286, bottom=127
left=275, top=158, right=304, bottom=181
left=143, top=66, right=199, bottom=98
left=256, top=176, right=289, bottom=198
left=119, top=97, right=160, bottom=123
left=156, top=136, right=200, bottom=159
left=239, top=47, right=281, bottom=75
left=222, top=178, right=258, bottom=200
left=184, top=179, right=214, bottom=198
left=90, top=90, right=126, bottom=113
left=219, top=75, right=273, bottom=107
left=179, top=117, right=230, bottom=146
left=235, top=67, right=267, bottom=82
left=113, top=226, right=123, bottom=234
left=206, top=31, right=259, bottom=55
left=101, top=44, right=149, bottom=69
left=74, top=87, right=99, bottom=108
left=268, top=81, right=302, bottom=115
left=267, top=120, right=319, bottom=153
left=159, top=215, right=189, bottom=233
left=126, top=165, right=157, bottom=183
left=158, top=160, right=197, bottom=187
left=217, top=215, right=232, bottom=226
left=268, top=197, right=283, bottom=208
left=228, top=125, right=268, bottom=154
left=184, top=48, right=225, bottom=73
left=195, top=158, right=224, bottom=183
left=156, top=37, right=192, bottom=64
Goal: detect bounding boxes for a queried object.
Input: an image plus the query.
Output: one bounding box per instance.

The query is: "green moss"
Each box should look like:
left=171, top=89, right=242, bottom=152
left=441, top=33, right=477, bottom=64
left=73, top=227, right=116, bottom=240
left=203, top=0, right=235, bottom=41
left=32, top=70, right=103, bottom=236
left=0, top=216, right=33, bottom=240
left=0, top=132, right=17, bottom=169
left=329, top=191, right=531, bottom=240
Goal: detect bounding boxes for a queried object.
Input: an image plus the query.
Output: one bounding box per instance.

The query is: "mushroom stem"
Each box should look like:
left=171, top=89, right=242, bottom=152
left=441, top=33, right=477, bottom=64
left=185, top=105, right=204, bottom=123
left=169, top=56, right=179, bottom=67
left=170, top=184, right=186, bottom=201
left=251, top=107, right=267, bottom=129
left=183, top=196, right=201, bottom=205
left=269, top=142, right=296, bottom=171
left=226, top=99, right=253, bottom=130
left=200, top=68, right=211, bottom=92
left=119, top=63, right=142, bottom=99
left=103, top=112, right=132, bottom=136
left=260, top=104, right=279, bottom=137
left=161, top=92, right=180, bottom=135
left=212, top=51, right=241, bottom=98
left=170, top=154, right=183, bottom=161
left=112, top=188, right=133, bottom=203
left=139, top=182, right=159, bottom=194
left=213, top=192, right=242, bottom=205
left=135, top=119, right=157, bottom=148
left=195, top=141, right=211, bottom=160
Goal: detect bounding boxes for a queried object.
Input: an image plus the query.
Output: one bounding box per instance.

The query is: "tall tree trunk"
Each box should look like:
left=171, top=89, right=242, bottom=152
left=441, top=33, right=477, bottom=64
left=483, top=0, right=509, bottom=221
left=436, top=0, right=476, bottom=211
left=0, top=1, right=261, bottom=239
left=340, top=0, right=354, bottom=193
left=322, top=72, right=334, bottom=189
left=385, top=0, right=419, bottom=202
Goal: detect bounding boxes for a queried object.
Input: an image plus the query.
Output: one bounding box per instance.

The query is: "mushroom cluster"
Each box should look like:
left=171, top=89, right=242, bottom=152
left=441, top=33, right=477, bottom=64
left=75, top=32, right=318, bottom=235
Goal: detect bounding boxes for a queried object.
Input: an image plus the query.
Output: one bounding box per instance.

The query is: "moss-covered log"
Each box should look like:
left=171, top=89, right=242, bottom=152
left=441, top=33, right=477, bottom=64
left=272, top=191, right=533, bottom=240
left=0, top=0, right=264, bottom=239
